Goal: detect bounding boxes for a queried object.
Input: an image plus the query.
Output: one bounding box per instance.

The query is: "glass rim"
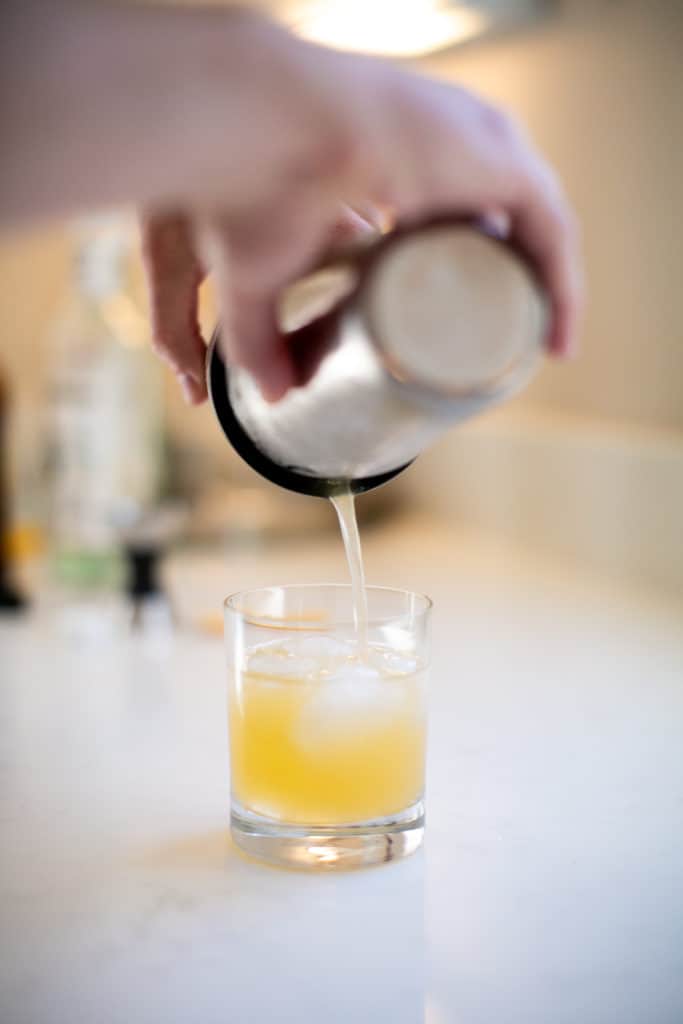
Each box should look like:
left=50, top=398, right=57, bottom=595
left=224, top=582, right=432, bottom=628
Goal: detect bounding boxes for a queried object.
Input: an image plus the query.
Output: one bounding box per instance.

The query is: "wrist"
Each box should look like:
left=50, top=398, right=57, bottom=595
left=172, top=8, right=346, bottom=213
left=1, top=2, right=312, bottom=223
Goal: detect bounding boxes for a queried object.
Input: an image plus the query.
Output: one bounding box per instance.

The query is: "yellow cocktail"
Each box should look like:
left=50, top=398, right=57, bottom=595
left=230, top=639, right=426, bottom=824
left=225, top=585, right=431, bottom=869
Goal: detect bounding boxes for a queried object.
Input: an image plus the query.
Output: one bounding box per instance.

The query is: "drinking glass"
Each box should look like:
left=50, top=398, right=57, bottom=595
left=224, top=584, right=431, bottom=869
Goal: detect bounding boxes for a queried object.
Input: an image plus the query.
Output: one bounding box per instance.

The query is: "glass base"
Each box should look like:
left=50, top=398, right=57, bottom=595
left=230, top=800, right=425, bottom=870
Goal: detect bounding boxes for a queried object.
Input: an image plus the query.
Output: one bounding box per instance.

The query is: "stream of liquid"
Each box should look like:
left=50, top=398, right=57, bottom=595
left=330, top=488, right=368, bottom=651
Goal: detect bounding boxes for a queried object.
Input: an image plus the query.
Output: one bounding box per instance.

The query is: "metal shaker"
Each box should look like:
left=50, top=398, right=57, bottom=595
left=207, top=218, right=547, bottom=497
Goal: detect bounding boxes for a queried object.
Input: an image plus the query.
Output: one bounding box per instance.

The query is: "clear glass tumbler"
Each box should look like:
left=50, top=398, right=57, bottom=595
left=225, top=584, right=431, bottom=869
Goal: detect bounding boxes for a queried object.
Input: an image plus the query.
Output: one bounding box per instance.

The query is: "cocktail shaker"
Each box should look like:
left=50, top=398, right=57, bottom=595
left=207, top=218, right=547, bottom=497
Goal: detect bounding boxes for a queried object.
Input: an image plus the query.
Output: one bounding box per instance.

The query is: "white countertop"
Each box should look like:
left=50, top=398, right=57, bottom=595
left=2, top=516, right=682, bottom=1024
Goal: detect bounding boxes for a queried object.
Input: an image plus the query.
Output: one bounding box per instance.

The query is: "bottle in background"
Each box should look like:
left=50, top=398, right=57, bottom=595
left=45, top=216, right=165, bottom=626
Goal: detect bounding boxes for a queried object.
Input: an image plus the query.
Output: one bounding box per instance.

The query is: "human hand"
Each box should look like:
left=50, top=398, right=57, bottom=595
left=141, top=204, right=377, bottom=404
left=141, top=10, right=582, bottom=404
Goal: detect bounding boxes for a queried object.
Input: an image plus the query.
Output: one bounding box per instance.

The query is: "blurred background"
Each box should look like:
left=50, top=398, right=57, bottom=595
left=1, top=0, right=682, bottom=629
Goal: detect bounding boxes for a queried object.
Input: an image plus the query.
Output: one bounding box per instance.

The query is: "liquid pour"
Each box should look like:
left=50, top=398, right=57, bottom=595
left=330, top=489, right=368, bottom=653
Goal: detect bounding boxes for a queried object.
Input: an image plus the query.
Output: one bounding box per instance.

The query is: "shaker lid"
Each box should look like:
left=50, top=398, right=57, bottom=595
left=361, top=222, right=547, bottom=397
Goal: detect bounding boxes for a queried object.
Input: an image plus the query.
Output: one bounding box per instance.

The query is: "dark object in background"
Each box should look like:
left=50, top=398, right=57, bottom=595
left=117, top=504, right=185, bottom=631
left=0, top=577, right=27, bottom=612
left=0, top=370, right=28, bottom=613
left=124, top=543, right=166, bottom=630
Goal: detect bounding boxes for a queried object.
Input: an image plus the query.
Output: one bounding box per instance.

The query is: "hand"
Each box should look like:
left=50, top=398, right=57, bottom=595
left=138, top=12, right=582, bottom=404
left=141, top=203, right=379, bottom=403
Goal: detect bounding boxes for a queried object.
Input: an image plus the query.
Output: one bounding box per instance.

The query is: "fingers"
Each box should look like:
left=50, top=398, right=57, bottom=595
left=198, top=197, right=364, bottom=402
left=508, top=171, right=583, bottom=358
left=349, top=69, right=584, bottom=357
left=197, top=214, right=302, bottom=402
left=140, top=213, right=208, bottom=402
left=229, top=292, right=295, bottom=402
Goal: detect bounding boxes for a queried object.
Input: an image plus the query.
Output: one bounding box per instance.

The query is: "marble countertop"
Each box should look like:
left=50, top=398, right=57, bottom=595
left=2, top=516, right=682, bottom=1023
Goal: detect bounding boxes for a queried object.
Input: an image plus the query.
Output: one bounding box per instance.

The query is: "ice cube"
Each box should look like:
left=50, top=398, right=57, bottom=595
left=246, top=651, right=318, bottom=679
left=294, top=662, right=405, bottom=750
left=326, top=662, right=382, bottom=686
left=279, top=634, right=356, bottom=662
